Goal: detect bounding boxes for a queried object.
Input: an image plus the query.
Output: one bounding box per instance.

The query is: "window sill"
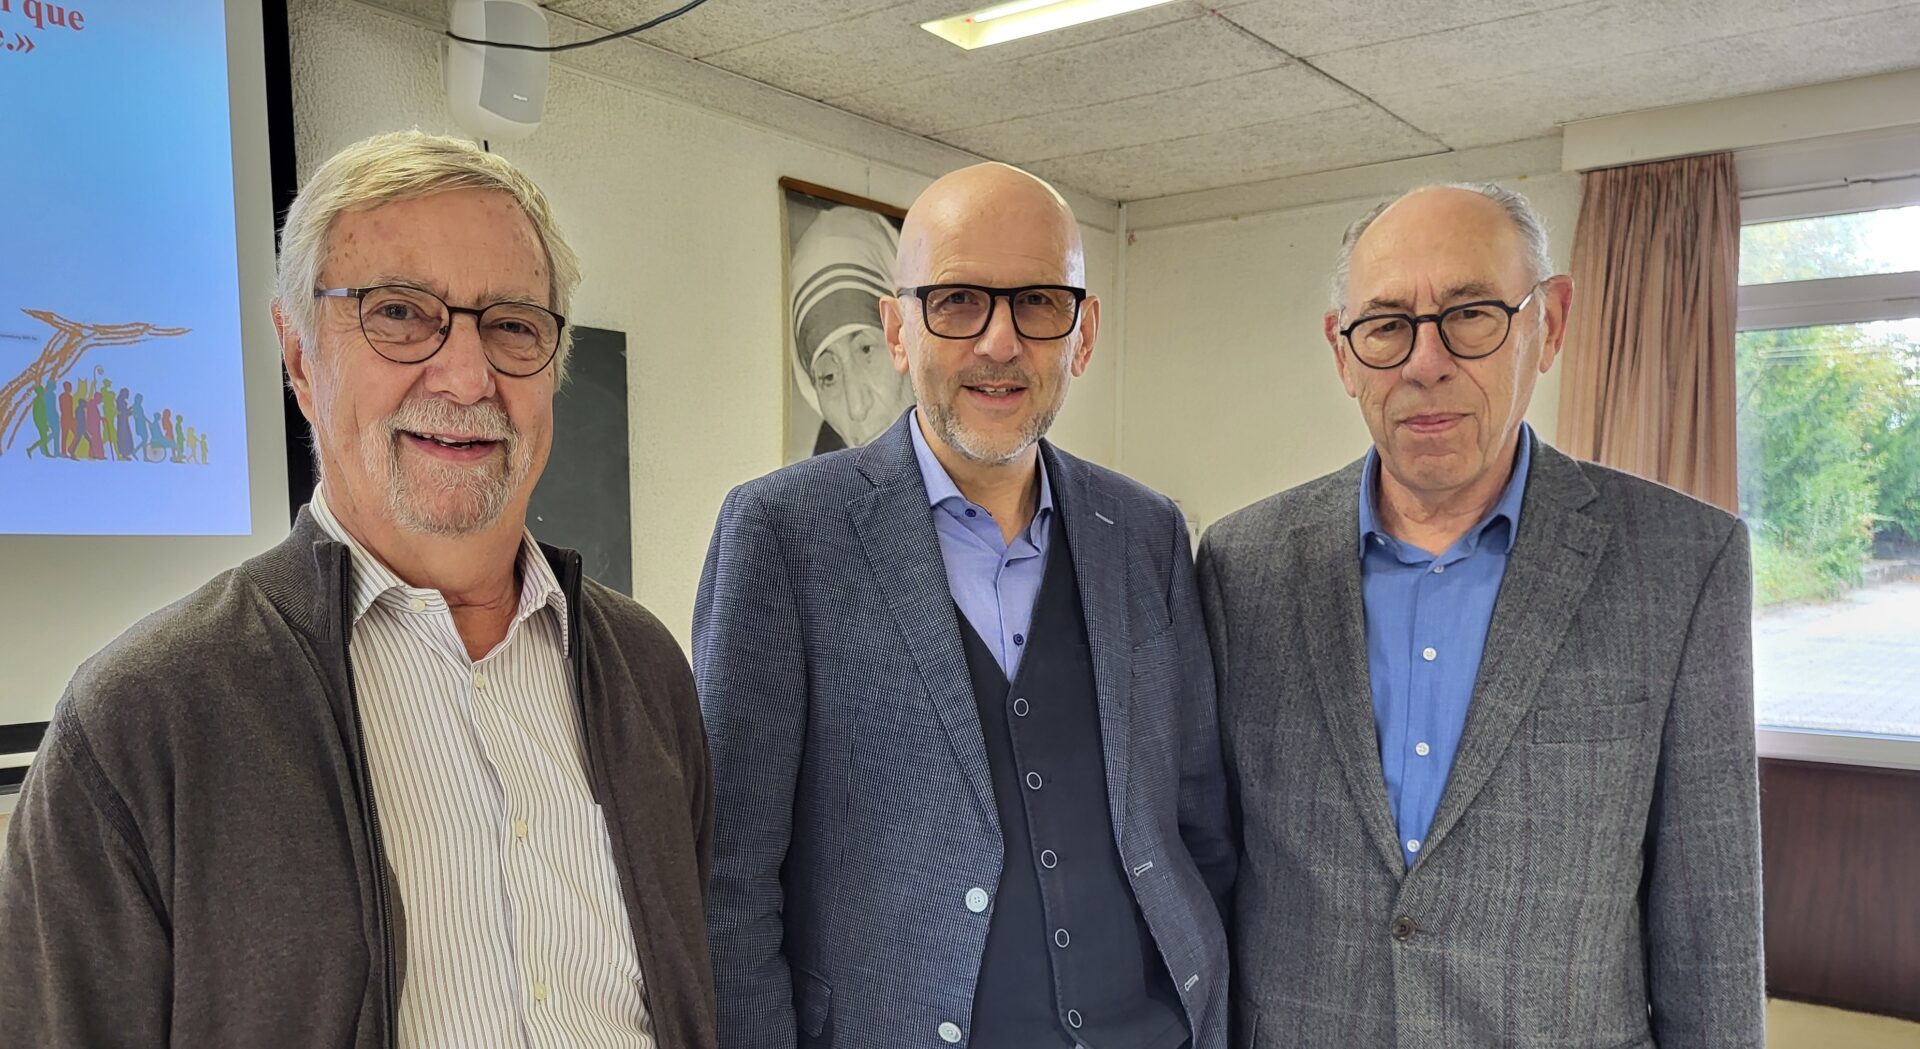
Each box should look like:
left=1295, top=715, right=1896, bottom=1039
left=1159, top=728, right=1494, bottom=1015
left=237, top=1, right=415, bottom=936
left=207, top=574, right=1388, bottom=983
left=1758, top=728, right=1920, bottom=771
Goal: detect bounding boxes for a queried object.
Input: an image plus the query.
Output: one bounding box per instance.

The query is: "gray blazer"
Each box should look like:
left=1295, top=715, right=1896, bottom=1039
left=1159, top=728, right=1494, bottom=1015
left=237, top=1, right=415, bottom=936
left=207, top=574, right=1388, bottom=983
left=1197, top=437, right=1763, bottom=1049
left=695, top=413, right=1235, bottom=1049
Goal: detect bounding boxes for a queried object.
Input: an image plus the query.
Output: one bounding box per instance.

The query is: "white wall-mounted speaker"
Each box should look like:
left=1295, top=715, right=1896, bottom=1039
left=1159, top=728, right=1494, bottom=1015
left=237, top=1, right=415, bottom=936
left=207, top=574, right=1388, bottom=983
left=446, top=0, right=549, bottom=142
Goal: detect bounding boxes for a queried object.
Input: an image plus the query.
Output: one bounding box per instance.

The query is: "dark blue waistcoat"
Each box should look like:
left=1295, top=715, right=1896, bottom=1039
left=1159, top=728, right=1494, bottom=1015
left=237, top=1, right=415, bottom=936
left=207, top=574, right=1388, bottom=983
left=957, top=514, right=1188, bottom=1049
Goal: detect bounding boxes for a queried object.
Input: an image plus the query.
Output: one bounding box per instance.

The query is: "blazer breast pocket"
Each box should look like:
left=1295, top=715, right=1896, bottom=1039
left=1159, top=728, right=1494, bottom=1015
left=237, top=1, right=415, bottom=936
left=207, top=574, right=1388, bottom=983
left=1532, top=699, right=1650, bottom=743
left=1130, top=624, right=1178, bottom=673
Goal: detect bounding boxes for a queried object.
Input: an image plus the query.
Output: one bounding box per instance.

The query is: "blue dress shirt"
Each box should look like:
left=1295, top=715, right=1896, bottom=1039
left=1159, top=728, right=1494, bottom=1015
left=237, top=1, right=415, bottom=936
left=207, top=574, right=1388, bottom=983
left=1359, top=426, right=1533, bottom=868
left=910, top=410, right=1055, bottom=679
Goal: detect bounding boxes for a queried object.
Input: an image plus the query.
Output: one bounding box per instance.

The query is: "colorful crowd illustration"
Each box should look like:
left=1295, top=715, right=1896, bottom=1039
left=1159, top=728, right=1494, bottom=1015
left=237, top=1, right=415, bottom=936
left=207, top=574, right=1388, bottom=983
left=20, top=371, right=210, bottom=465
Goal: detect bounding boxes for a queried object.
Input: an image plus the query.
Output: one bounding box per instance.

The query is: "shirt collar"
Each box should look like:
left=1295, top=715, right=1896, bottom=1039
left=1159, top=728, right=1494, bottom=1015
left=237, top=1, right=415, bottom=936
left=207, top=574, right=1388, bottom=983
left=309, top=485, right=569, bottom=650
left=1358, top=422, right=1533, bottom=560
left=909, top=408, right=1054, bottom=540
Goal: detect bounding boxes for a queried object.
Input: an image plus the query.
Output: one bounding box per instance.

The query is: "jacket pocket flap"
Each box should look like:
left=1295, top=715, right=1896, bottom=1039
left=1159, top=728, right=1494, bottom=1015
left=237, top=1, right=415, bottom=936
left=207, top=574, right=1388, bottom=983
left=1533, top=700, right=1648, bottom=742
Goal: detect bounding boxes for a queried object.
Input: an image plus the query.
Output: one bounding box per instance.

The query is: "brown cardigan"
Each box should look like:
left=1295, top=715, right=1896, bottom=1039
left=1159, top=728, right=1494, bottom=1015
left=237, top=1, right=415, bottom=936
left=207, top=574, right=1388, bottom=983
left=0, top=508, right=717, bottom=1048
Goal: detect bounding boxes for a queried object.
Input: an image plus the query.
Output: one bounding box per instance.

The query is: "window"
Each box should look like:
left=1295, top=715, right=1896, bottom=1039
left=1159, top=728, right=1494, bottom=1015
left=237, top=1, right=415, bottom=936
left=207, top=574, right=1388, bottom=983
left=1739, top=205, right=1920, bottom=285
left=1737, top=179, right=1920, bottom=768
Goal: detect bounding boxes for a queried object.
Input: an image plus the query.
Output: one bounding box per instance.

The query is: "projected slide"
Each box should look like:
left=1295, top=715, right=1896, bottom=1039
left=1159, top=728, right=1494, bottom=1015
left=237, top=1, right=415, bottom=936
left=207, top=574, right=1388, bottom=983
left=0, top=0, right=252, bottom=535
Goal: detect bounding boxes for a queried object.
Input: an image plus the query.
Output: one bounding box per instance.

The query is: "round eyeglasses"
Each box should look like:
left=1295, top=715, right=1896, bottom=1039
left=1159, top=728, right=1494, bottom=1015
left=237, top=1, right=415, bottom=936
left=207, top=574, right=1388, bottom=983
left=896, top=283, right=1087, bottom=341
left=314, top=285, right=566, bottom=378
left=1338, top=283, right=1542, bottom=370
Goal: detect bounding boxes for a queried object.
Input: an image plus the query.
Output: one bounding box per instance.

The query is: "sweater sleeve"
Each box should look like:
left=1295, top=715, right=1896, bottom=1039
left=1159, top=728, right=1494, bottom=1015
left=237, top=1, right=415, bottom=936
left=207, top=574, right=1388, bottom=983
left=0, top=700, right=173, bottom=1049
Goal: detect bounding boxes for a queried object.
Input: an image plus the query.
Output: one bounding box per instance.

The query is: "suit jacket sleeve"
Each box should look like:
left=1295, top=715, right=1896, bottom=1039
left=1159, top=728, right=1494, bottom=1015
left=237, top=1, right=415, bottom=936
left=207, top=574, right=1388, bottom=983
left=694, top=487, right=807, bottom=1049
left=1169, top=505, right=1237, bottom=914
left=1644, top=521, right=1765, bottom=1049
left=1194, top=531, right=1243, bottom=872
left=0, top=703, right=170, bottom=1049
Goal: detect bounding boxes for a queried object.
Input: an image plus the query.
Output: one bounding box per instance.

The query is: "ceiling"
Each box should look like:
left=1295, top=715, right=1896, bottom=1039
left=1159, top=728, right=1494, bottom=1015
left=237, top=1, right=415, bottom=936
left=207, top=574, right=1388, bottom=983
left=538, top=0, right=1920, bottom=201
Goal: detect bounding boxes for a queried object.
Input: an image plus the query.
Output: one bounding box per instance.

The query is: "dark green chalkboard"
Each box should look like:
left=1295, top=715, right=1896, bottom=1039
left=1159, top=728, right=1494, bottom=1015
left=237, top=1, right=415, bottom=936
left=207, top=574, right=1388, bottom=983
left=529, top=326, right=631, bottom=594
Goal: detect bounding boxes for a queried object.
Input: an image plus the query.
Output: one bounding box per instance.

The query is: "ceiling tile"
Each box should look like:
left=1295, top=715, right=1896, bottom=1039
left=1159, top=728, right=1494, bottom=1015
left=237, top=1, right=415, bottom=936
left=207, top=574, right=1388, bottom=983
left=699, top=0, right=1210, bottom=103
left=365, top=0, right=443, bottom=23
left=1372, top=3, right=1920, bottom=147
left=938, top=64, right=1359, bottom=163
left=830, top=16, right=1289, bottom=136
left=1215, top=0, right=1590, bottom=57
left=1313, top=0, right=1911, bottom=98
left=1027, top=102, right=1444, bottom=200
left=546, top=0, right=903, bottom=59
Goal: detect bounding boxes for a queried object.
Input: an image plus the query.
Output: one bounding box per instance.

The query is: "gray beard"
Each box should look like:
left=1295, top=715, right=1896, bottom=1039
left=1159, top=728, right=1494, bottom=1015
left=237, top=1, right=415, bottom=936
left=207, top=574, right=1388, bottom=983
left=920, top=351, right=1073, bottom=466
left=922, top=393, right=1060, bottom=466
left=365, top=399, right=529, bottom=537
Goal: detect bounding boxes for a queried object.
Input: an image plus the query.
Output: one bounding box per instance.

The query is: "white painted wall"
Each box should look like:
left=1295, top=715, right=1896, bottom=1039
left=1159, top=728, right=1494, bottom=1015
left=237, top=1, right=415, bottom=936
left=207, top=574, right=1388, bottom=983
left=1117, top=171, right=1580, bottom=532
left=289, top=0, right=1122, bottom=645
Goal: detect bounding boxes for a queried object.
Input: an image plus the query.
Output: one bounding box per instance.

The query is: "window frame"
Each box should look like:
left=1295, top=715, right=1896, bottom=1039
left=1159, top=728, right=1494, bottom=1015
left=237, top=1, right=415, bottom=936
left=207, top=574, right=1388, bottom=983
left=1736, top=146, right=1920, bottom=771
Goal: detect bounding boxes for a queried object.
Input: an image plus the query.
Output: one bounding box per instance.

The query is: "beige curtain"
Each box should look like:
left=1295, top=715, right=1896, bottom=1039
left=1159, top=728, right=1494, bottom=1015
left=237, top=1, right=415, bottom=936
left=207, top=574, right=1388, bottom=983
left=1556, top=152, right=1741, bottom=512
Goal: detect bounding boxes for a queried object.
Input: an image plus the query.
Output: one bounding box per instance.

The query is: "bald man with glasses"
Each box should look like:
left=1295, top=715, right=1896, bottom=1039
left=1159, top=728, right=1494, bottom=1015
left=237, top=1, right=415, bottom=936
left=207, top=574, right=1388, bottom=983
left=1199, top=183, right=1764, bottom=1049
left=696, top=162, right=1234, bottom=1049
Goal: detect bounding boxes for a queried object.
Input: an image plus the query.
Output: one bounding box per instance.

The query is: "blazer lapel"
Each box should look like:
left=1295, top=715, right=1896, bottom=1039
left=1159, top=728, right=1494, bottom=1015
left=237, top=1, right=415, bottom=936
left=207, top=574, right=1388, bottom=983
left=1298, top=462, right=1407, bottom=875
left=848, top=416, right=1000, bottom=835
left=1417, top=440, right=1610, bottom=862
left=1047, top=444, right=1135, bottom=845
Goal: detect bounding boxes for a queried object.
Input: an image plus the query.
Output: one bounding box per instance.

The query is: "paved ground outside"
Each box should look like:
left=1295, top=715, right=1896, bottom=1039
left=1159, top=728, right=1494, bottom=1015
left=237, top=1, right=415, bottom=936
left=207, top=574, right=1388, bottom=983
left=1754, top=574, right=1920, bottom=737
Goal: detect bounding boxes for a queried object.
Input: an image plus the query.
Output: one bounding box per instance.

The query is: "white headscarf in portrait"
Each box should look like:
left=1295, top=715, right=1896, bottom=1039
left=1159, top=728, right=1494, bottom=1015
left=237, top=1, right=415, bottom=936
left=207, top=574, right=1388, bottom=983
left=788, top=205, right=900, bottom=417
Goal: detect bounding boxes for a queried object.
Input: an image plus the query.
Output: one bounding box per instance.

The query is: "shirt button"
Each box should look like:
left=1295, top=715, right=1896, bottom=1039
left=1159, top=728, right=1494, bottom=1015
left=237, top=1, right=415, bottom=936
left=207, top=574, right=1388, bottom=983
left=531, top=980, right=548, bottom=1002
left=473, top=670, right=490, bottom=689
left=1407, top=838, right=1422, bottom=853
left=1422, top=647, right=1437, bottom=662
left=1025, top=772, right=1043, bottom=790
left=938, top=1021, right=962, bottom=1043
left=1013, top=633, right=1025, bottom=646
left=1391, top=916, right=1417, bottom=941
left=965, top=508, right=977, bottom=518
left=1415, top=742, right=1431, bottom=757
left=1432, top=564, right=1446, bottom=574
left=965, top=887, right=990, bottom=913
left=408, top=596, right=427, bottom=612
left=513, top=819, right=528, bottom=840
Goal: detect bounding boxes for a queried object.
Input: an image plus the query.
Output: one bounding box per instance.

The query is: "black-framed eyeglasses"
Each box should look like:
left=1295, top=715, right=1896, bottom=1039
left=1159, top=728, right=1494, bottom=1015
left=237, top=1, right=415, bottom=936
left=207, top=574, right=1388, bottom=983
left=313, top=285, right=567, bottom=378
left=895, top=283, right=1087, bottom=340
left=1338, top=283, right=1542, bottom=370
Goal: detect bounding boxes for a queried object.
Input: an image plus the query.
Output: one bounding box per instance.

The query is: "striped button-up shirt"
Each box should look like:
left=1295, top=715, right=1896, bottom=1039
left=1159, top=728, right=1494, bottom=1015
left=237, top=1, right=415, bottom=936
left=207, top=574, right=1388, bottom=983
left=311, top=489, right=653, bottom=1049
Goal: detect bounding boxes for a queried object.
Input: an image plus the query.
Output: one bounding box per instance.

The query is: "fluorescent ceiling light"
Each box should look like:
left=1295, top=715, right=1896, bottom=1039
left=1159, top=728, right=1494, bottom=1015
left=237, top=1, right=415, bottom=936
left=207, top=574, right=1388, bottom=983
left=921, top=0, right=1183, bottom=50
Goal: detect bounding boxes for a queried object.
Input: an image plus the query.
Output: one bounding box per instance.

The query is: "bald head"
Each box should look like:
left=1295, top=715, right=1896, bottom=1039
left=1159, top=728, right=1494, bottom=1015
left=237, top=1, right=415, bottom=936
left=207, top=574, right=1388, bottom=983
left=894, top=162, right=1084, bottom=288
left=1331, top=182, right=1553, bottom=316
left=881, top=162, right=1099, bottom=471
left=1321, top=180, right=1572, bottom=515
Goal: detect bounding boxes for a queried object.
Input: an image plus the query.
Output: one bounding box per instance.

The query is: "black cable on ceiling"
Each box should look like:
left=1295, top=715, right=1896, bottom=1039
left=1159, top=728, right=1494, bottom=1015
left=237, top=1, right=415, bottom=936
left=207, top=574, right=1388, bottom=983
left=446, top=0, right=710, bottom=54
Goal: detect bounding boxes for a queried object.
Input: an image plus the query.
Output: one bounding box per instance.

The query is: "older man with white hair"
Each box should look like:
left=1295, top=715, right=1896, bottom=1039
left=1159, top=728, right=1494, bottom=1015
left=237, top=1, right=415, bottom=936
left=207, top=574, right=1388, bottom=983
left=0, top=131, right=717, bottom=1049
left=1200, top=183, right=1763, bottom=1049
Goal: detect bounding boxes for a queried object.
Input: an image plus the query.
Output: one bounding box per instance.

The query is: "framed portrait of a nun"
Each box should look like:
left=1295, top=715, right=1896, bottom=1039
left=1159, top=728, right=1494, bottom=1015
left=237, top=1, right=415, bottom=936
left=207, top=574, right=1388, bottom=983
left=780, top=178, right=912, bottom=462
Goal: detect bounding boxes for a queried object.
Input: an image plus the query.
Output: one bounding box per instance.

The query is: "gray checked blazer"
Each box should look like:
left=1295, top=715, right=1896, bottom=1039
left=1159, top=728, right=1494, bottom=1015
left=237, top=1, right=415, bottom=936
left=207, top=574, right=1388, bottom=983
left=1197, top=435, right=1764, bottom=1049
left=694, top=412, right=1236, bottom=1049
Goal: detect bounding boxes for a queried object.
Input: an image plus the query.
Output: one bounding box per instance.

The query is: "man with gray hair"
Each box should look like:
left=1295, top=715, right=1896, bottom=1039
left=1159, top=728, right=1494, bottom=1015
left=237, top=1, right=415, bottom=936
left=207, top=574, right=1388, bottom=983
left=1200, top=183, right=1763, bottom=1047
left=0, top=131, right=718, bottom=1049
